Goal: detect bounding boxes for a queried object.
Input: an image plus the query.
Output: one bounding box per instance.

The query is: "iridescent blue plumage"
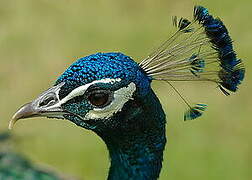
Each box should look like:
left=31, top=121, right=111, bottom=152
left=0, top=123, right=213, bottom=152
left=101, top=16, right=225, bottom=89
left=56, top=52, right=151, bottom=97
left=194, top=6, right=245, bottom=93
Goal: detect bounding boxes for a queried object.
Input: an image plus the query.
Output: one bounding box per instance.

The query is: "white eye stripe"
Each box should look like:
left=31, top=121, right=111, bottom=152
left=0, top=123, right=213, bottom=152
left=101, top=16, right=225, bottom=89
left=84, top=82, right=136, bottom=120
left=61, top=78, right=122, bottom=105
left=47, top=78, right=136, bottom=121
left=48, top=78, right=121, bottom=109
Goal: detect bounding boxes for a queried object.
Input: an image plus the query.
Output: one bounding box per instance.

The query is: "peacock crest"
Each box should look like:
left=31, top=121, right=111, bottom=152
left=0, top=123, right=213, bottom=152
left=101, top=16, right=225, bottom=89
left=139, top=6, right=244, bottom=120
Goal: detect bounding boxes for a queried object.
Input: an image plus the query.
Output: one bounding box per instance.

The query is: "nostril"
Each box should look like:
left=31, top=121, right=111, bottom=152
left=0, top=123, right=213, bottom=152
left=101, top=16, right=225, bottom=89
left=39, top=96, right=55, bottom=107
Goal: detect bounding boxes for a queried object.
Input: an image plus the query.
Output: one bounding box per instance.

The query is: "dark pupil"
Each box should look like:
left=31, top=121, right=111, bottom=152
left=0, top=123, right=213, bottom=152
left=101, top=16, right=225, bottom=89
left=88, top=93, right=109, bottom=107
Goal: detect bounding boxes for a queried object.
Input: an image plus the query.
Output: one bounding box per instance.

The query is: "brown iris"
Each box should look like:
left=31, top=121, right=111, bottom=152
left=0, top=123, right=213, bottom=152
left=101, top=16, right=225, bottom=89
left=88, top=92, right=110, bottom=107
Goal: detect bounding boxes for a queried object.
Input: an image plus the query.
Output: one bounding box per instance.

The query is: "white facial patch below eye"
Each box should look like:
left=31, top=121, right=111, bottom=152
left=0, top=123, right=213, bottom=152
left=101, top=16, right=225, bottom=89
left=84, top=82, right=136, bottom=120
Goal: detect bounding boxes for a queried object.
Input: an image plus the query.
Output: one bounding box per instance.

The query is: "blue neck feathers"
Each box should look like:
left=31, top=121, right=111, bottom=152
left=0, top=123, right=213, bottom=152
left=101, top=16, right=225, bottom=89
left=96, top=89, right=167, bottom=180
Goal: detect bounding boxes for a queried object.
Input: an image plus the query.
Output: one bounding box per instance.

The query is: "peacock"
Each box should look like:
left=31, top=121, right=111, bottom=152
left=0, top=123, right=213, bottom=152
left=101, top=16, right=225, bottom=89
left=8, top=6, right=244, bottom=180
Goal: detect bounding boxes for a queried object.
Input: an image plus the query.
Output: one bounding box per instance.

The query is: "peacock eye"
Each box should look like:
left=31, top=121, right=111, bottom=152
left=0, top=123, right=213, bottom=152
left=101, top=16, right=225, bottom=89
left=87, top=91, right=111, bottom=107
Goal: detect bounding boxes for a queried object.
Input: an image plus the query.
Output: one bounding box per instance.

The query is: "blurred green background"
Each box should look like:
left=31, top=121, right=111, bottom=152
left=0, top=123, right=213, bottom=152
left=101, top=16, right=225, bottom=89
left=0, top=0, right=251, bottom=179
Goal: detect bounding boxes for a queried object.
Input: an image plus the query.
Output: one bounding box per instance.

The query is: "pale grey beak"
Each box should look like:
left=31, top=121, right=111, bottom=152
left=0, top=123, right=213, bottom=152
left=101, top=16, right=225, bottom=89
left=9, top=102, right=37, bottom=129
left=9, top=82, right=65, bottom=129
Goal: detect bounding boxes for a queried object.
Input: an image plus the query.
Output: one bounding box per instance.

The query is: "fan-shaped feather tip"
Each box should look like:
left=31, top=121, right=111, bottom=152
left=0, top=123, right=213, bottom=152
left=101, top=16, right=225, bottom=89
left=184, top=104, right=207, bottom=121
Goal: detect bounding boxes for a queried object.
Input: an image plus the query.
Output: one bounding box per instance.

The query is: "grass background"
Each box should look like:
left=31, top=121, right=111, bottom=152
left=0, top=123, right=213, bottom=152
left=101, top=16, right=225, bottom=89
left=0, top=0, right=251, bottom=179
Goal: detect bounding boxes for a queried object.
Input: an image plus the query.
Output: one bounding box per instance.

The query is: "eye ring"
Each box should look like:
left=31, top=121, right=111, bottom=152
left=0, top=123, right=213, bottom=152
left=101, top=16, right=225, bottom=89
left=87, top=90, right=112, bottom=108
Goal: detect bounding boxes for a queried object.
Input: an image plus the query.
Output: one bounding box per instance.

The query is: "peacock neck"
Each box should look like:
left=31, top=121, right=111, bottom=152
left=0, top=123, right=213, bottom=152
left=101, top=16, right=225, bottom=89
left=106, top=132, right=166, bottom=180
left=97, top=89, right=167, bottom=180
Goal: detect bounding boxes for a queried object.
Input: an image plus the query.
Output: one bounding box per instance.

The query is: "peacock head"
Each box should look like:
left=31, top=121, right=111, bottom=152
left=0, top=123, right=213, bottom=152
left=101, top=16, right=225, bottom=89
left=10, top=6, right=245, bottom=133
left=9, top=6, right=245, bottom=179
left=10, top=53, right=152, bottom=132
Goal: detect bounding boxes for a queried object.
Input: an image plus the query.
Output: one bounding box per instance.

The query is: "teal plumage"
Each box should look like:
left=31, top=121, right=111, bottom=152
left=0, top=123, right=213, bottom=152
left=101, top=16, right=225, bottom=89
left=0, top=152, right=61, bottom=180
left=0, top=132, right=65, bottom=180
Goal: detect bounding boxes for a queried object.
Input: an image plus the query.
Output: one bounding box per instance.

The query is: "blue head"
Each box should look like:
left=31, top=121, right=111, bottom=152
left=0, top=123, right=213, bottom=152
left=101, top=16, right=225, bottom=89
left=53, top=52, right=153, bottom=131
left=11, top=52, right=163, bottom=134
left=11, top=52, right=167, bottom=180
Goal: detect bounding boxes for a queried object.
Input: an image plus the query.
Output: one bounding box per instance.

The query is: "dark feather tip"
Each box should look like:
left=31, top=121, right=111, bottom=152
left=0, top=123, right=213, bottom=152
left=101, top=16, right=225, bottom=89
left=194, top=5, right=245, bottom=93
left=173, top=16, right=192, bottom=32
left=188, top=54, right=205, bottom=76
left=194, top=5, right=209, bottom=23
left=179, top=18, right=191, bottom=31
left=219, top=67, right=245, bottom=93
left=184, top=104, right=207, bottom=121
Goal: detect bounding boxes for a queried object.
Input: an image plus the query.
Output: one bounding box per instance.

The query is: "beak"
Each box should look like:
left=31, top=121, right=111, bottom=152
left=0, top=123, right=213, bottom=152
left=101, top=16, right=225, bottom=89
left=9, top=102, right=37, bottom=129
left=9, top=82, right=65, bottom=129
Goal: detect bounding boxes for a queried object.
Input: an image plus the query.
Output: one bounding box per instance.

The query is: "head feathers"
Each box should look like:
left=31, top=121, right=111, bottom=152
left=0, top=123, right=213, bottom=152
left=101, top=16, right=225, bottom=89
left=139, top=5, right=245, bottom=120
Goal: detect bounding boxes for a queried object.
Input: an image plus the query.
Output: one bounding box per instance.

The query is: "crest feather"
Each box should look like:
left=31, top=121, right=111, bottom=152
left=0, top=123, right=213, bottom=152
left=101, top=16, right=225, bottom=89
left=139, top=6, right=245, bottom=120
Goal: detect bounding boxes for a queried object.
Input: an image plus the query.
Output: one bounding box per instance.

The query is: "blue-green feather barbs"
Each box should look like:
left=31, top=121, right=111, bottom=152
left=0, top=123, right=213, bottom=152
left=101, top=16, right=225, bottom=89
left=184, top=104, right=207, bottom=121
left=139, top=6, right=245, bottom=120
